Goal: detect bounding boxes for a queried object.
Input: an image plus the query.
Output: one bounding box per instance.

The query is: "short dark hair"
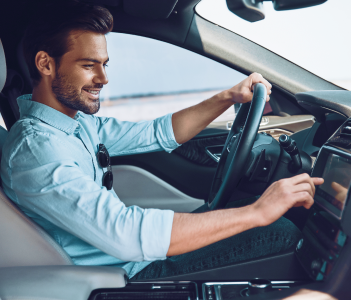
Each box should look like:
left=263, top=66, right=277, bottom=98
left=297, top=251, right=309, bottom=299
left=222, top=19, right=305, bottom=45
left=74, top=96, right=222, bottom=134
left=23, top=0, right=113, bottom=86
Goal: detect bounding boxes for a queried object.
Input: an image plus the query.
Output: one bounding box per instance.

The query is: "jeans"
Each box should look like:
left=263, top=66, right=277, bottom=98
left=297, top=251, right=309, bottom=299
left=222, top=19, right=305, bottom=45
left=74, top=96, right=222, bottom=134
left=131, top=197, right=301, bottom=280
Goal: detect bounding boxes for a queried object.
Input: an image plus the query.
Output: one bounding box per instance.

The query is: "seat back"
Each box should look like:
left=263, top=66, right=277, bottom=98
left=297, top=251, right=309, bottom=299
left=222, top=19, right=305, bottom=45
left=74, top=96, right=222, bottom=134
left=0, top=39, right=73, bottom=267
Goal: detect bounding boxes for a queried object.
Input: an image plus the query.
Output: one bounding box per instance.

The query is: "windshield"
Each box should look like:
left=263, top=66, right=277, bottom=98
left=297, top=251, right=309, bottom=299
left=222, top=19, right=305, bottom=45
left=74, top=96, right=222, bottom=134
left=196, top=0, right=351, bottom=90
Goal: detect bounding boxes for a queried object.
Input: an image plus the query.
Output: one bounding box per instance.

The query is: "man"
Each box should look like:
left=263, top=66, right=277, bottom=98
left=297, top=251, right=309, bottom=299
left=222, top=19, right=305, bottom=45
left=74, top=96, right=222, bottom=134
left=1, top=1, right=323, bottom=280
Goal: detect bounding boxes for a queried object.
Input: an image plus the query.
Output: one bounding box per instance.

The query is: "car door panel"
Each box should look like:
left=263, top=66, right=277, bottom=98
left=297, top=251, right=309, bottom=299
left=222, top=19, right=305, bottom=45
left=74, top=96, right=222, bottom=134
left=111, top=150, right=216, bottom=201
left=112, top=165, right=204, bottom=212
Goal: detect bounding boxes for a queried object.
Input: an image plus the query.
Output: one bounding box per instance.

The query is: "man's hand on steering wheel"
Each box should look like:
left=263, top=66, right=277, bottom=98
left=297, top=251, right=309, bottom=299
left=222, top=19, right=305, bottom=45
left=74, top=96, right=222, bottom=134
left=251, top=173, right=324, bottom=228
left=226, top=72, right=272, bottom=104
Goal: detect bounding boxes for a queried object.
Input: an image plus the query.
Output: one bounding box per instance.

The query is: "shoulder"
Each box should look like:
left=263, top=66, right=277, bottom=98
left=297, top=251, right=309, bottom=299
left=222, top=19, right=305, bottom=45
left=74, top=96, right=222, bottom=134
left=2, top=117, right=70, bottom=166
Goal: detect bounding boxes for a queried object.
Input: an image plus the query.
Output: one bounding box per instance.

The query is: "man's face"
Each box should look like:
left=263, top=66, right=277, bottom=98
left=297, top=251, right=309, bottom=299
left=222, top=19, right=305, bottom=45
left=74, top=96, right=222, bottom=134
left=51, top=30, right=109, bottom=115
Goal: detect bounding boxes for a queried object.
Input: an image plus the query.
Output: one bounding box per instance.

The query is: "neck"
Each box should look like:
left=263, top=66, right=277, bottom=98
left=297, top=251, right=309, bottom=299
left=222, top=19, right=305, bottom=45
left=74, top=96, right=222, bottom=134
left=32, top=82, right=78, bottom=118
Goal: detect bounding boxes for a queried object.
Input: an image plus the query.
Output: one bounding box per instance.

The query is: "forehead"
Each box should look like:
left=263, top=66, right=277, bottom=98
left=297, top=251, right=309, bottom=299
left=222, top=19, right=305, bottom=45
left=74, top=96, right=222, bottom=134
left=63, top=30, right=108, bottom=62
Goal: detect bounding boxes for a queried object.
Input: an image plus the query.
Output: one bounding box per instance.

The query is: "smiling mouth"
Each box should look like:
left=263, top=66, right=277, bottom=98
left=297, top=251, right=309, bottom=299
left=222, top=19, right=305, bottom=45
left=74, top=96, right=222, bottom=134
left=82, top=89, right=100, bottom=98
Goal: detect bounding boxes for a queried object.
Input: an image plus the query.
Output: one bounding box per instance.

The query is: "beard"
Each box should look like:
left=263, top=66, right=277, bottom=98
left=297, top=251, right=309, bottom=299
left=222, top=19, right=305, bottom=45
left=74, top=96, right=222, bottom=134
left=51, top=70, right=101, bottom=115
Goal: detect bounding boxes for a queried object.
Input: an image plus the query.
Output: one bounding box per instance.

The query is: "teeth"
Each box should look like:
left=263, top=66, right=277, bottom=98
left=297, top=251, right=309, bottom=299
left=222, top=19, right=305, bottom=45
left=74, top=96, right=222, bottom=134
left=85, top=90, right=99, bottom=94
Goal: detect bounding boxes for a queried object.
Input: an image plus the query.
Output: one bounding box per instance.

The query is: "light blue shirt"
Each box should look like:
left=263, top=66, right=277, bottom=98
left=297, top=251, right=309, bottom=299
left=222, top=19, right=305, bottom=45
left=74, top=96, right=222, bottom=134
left=1, top=94, right=180, bottom=278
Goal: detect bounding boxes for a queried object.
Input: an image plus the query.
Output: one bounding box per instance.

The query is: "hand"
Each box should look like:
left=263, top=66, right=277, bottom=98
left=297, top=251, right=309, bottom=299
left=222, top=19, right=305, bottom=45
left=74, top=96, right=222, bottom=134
left=251, top=173, right=324, bottom=227
left=283, top=289, right=334, bottom=300
left=226, top=72, right=272, bottom=103
left=331, top=181, right=348, bottom=204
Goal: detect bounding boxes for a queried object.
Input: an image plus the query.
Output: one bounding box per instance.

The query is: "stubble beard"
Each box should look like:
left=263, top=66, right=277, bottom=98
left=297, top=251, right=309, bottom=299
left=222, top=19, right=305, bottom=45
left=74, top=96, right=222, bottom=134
left=51, top=70, right=101, bottom=115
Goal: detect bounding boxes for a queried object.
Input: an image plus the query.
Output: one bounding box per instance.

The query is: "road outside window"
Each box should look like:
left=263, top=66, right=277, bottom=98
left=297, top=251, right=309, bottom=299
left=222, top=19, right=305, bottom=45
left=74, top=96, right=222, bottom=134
left=96, top=33, right=246, bottom=123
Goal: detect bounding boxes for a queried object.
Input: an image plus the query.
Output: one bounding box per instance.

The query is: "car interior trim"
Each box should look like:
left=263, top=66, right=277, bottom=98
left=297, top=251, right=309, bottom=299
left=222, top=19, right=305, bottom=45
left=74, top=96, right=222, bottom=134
left=0, top=39, right=6, bottom=93
left=184, top=14, right=342, bottom=95
left=0, top=266, right=127, bottom=300
left=296, top=90, right=351, bottom=118
left=111, top=165, right=204, bottom=212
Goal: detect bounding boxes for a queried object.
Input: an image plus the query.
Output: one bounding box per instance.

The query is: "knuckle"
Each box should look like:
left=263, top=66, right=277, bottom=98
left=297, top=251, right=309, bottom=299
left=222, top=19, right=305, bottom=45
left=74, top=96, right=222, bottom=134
left=302, top=191, right=310, bottom=198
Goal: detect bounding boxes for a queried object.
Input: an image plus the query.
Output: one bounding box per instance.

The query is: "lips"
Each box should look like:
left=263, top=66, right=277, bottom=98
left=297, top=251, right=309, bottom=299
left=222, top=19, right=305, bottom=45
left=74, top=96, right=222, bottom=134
left=82, top=89, right=101, bottom=98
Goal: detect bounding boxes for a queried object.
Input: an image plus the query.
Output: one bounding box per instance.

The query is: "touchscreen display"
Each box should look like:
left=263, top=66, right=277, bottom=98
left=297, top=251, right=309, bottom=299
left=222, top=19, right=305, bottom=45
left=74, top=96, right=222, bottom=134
left=315, top=153, right=351, bottom=218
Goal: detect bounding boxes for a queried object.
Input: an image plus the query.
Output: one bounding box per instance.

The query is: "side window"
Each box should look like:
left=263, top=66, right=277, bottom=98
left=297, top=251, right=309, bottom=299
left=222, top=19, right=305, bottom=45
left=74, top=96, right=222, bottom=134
left=96, top=33, right=247, bottom=126
left=0, top=114, right=6, bottom=130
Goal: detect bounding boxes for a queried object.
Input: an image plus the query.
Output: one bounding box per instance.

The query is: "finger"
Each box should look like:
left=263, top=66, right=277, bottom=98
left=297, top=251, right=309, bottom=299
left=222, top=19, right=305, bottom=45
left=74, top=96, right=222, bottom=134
left=293, top=183, right=314, bottom=197
left=293, top=191, right=314, bottom=209
left=290, top=173, right=311, bottom=185
left=250, top=73, right=272, bottom=93
left=312, top=177, right=324, bottom=186
left=252, top=73, right=272, bottom=91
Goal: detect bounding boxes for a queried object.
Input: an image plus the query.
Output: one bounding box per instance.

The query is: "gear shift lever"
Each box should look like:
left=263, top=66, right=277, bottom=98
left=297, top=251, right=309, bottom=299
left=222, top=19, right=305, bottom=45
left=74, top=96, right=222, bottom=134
left=279, top=134, right=302, bottom=171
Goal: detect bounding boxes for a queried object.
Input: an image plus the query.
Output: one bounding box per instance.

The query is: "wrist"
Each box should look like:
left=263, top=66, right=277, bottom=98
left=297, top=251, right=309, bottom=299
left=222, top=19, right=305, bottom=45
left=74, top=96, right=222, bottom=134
left=219, top=89, right=236, bottom=104
left=230, top=204, right=262, bottom=232
left=245, top=204, right=265, bottom=228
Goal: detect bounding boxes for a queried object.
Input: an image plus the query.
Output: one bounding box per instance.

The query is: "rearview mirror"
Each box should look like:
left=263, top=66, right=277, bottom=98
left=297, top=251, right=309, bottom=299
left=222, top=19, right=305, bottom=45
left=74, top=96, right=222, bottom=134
left=226, top=0, right=328, bottom=22
left=226, top=0, right=265, bottom=23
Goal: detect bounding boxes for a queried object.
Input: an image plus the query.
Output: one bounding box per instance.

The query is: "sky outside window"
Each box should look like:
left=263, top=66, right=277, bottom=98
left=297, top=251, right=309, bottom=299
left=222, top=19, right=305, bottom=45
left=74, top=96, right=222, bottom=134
left=196, top=0, right=351, bottom=90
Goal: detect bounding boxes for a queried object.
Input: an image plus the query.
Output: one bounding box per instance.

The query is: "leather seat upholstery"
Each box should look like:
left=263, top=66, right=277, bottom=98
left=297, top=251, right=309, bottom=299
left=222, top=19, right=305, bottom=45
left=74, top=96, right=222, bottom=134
left=0, top=39, right=73, bottom=268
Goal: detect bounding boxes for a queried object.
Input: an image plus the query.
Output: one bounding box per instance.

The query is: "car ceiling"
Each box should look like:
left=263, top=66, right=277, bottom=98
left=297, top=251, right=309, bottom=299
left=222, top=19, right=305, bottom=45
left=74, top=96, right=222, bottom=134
left=0, top=0, right=343, bottom=120
left=0, top=0, right=200, bottom=72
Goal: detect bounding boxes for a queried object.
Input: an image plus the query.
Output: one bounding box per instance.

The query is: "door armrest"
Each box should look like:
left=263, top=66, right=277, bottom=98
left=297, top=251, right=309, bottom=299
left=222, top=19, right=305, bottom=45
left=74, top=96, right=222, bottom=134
left=0, top=265, right=127, bottom=299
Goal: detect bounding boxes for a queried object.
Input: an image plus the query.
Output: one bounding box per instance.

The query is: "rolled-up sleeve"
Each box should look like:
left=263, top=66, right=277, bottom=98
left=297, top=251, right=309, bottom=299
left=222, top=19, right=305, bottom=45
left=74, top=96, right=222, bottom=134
left=5, top=134, right=174, bottom=262
left=94, top=113, right=180, bottom=156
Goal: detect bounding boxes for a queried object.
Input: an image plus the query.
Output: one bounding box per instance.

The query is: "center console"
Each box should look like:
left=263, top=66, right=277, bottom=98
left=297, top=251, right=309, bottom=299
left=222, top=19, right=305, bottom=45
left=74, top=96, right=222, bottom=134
left=295, top=145, right=350, bottom=281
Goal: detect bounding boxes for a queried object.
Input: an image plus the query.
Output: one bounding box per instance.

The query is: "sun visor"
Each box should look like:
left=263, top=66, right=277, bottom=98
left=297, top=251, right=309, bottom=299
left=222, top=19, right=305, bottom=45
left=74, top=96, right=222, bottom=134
left=123, top=0, right=178, bottom=19
left=0, top=40, right=6, bottom=93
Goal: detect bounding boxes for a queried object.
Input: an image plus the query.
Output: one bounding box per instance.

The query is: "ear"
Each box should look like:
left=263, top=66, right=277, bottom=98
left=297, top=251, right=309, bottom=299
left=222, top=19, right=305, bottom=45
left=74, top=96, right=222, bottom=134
left=35, top=51, right=56, bottom=78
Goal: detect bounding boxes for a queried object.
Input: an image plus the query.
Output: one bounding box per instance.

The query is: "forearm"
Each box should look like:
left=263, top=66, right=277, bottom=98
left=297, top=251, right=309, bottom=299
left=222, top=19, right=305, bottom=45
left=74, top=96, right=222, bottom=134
left=172, top=90, right=233, bottom=144
left=167, top=205, right=258, bottom=256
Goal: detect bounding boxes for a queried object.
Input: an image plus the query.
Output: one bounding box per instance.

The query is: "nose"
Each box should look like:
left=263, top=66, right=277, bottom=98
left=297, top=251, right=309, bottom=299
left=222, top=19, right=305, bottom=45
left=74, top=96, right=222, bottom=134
left=94, top=65, right=109, bottom=85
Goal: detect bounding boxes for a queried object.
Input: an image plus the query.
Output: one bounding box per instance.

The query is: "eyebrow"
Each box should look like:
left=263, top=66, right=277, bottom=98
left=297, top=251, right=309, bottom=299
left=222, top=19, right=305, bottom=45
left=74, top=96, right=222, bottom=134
left=76, top=58, right=109, bottom=64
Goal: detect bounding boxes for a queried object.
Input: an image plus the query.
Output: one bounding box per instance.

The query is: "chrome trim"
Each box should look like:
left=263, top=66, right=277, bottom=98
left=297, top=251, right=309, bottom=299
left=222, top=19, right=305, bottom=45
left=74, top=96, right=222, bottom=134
left=227, top=135, right=237, bottom=153
left=130, top=281, right=199, bottom=300
left=261, top=116, right=269, bottom=125
left=208, top=115, right=315, bottom=134
left=205, top=148, right=220, bottom=163
left=202, top=281, right=298, bottom=300
left=214, top=285, right=222, bottom=300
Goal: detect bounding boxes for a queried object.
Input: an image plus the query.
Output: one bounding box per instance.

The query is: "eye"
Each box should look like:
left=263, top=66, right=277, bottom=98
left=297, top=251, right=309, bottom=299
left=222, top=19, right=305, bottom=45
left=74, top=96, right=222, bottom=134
left=83, top=65, right=94, bottom=68
left=103, top=64, right=108, bottom=67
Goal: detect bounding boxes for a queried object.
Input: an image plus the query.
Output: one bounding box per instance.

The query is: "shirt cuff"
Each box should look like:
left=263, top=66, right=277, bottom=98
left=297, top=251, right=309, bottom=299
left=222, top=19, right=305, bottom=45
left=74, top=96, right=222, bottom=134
left=140, top=209, right=174, bottom=261
left=155, top=113, right=181, bottom=153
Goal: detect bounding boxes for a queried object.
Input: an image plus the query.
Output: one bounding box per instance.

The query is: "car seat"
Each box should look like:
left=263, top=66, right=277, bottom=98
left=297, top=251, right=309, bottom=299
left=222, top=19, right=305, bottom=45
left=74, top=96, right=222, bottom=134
left=0, top=38, right=73, bottom=268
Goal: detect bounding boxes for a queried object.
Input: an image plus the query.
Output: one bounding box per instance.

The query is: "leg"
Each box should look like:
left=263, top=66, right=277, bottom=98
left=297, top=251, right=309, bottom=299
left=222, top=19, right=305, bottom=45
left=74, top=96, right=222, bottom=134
left=131, top=216, right=301, bottom=280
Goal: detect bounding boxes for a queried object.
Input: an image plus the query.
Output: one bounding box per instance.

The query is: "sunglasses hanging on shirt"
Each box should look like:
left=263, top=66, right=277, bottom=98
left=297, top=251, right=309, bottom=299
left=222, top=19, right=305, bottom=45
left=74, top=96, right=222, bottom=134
left=97, top=144, right=113, bottom=190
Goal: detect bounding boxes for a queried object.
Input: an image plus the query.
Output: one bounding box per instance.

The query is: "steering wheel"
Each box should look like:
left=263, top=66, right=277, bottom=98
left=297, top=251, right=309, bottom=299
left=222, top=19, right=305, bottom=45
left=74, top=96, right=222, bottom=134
left=208, top=83, right=267, bottom=210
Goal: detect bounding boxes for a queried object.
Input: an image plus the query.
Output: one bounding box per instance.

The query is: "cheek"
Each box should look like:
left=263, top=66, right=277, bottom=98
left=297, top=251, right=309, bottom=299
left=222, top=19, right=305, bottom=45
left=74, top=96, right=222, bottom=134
left=70, top=69, right=93, bottom=89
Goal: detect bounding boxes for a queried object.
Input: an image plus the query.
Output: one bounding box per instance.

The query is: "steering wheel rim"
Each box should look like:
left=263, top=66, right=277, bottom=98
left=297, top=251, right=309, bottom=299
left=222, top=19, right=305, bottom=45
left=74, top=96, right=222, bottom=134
left=208, top=83, right=267, bottom=210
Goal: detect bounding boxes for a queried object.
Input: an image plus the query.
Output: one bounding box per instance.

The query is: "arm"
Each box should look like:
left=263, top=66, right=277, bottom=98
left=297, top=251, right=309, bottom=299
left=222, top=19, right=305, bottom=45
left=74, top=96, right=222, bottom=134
left=167, top=173, right=324, bottom=256
left=4, top=136, right=174, bottom=262
left=93, top=112, right=179, bottom=156
left=172, top=72, right=272, bottom=144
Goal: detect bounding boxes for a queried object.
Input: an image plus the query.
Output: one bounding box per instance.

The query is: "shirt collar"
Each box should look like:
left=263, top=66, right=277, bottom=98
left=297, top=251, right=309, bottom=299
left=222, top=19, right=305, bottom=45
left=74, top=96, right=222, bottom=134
left=17, top=94, right=80, bottom=135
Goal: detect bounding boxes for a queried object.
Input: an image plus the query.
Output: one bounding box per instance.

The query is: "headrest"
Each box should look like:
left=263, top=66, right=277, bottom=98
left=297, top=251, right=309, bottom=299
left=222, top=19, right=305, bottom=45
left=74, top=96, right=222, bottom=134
left=0, top=40, right=6, bottom=93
